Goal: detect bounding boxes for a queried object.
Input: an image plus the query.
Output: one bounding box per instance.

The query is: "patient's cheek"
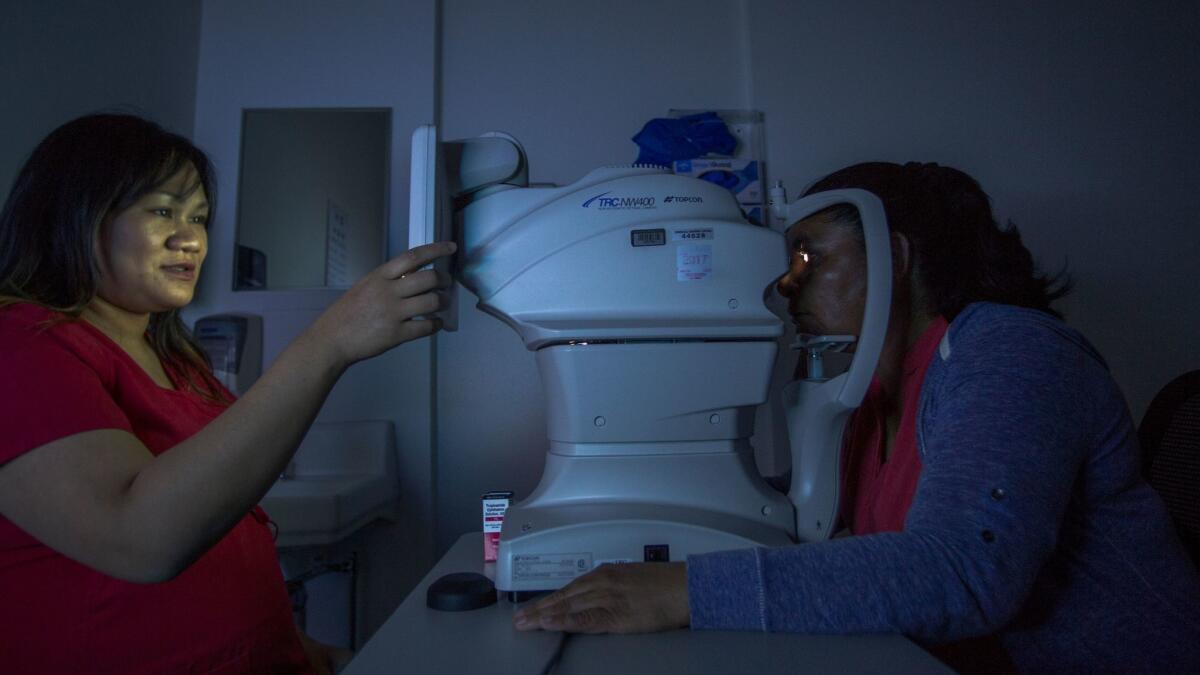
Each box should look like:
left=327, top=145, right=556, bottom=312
left=815, top=264, right=867, bottom=333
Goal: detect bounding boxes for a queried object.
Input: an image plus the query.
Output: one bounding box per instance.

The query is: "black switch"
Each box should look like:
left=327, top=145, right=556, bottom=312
left=643, top=544, right=670, bottom=562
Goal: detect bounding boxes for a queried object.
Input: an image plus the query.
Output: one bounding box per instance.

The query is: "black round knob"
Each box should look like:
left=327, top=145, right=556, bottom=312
left=426, top=572, right=498, bottom=611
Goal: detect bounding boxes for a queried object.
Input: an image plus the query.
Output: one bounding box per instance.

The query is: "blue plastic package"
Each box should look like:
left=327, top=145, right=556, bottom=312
left=631, top=112, right=738, bottom=167
left=698, top=169, right=740, bottom=190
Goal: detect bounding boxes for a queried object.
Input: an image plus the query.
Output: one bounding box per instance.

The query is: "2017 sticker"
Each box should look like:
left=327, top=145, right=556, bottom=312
left=677, top=244, right=712, bottom=281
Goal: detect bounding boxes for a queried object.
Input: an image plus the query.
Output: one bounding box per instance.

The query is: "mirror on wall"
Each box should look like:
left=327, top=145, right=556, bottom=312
left=235, top=108, right=390, bottom=290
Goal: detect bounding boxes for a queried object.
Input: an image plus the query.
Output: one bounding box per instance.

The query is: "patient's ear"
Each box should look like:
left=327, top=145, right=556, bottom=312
left=890, top=232, right=933, bottom=317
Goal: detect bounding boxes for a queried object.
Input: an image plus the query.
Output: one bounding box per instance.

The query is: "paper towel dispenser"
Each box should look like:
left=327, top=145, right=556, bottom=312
left=194, top=313, right=262, bottom=396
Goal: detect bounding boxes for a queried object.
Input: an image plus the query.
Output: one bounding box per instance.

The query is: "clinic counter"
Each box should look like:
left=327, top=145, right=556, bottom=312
left=342, top=533, right=951, bottom=674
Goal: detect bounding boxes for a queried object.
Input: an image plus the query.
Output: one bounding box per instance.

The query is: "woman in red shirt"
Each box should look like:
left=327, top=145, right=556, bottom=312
left=0, top=113, right=454, bottom=673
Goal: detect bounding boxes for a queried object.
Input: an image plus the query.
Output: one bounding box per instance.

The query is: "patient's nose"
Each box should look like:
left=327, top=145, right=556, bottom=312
left=776, top=270, right=798, bottom=298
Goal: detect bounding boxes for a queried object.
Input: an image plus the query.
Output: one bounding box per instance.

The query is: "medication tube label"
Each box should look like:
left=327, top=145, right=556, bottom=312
left=481, top=491, right=513, bottom=562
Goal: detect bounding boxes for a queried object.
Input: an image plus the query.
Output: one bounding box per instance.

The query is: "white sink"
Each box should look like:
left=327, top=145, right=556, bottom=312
left=261, top=420, right=399, bottom=547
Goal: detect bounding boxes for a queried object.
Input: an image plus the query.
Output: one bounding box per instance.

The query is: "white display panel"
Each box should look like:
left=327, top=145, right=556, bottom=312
left=407, top=125, right=458, bottom=331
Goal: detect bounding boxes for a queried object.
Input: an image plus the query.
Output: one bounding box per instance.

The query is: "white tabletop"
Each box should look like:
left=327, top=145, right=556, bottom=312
left=343, top=533, right=951, bottom=674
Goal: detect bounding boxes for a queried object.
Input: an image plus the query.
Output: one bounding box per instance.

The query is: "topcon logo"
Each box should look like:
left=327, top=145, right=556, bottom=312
left=582, top=192, right=656, bottom=210
left=663, top=196, right=703, bottom=203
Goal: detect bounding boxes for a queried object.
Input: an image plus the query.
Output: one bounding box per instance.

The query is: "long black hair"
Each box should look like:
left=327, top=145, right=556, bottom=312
left=0, top=112, right=228, bottom=402
left=804, top=161, right=1071, bottom=320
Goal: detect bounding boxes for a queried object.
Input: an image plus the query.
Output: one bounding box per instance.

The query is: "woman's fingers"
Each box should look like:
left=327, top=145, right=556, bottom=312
left=390, top=270, right=444, bottom=301
left=395, top=317, right=441, bottom=342
left=304, top=243, right=456, bottom=366
left=512, top=562, right=689, bottom=635
left=517, top=588, right=618, bottom=633
left=530, top=570, right=605, bottom=608
left=381, top=241, right=456, bottom=280
left=391, top=290, right=446, bottom=321
left=534, top=594, right=620, bottom=634
left=396, top=268, right=437, bottom=292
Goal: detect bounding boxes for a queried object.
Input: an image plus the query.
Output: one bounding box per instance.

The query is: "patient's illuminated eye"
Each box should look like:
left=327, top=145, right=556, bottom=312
left=787, top=236, right=818, bottom=279
left=792, top=243, right=813, bottom=266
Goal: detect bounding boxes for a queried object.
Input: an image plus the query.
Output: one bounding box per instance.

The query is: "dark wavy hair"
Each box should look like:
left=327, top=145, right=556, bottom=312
left=804, top=161, right=1071, bottom=320
left=0, top=112, right=229, bottom=402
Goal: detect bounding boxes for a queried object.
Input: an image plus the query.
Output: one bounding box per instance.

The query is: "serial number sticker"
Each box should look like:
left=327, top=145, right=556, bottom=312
left=512, top=553, right=594, bottom=581
left=672, top=228, right=713, bottom=241
left=677, top=244, right=712, bottom=281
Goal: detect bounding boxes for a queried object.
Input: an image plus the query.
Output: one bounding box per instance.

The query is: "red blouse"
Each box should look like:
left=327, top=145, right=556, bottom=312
left=840, top=316, right=949, bottom=535
left=0, top=303, right=311, bottom=674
